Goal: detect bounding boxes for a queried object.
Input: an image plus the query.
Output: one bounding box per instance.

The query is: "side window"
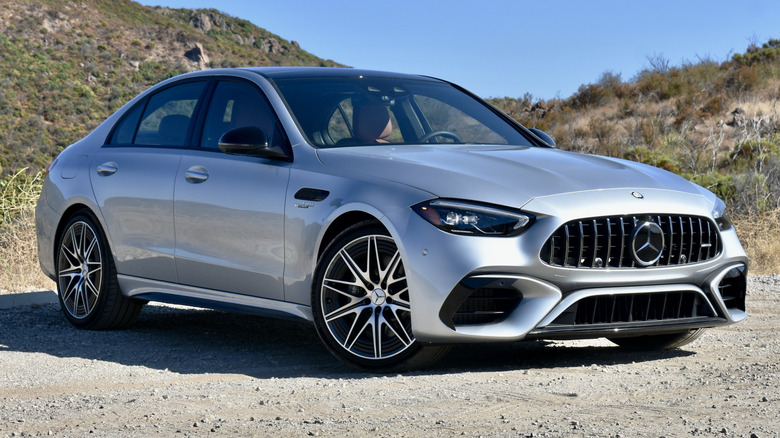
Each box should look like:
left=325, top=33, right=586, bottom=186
left=200, top=80, right=287, bottom=150
left=132, top=81, right=206, bottom=147
left=327, top=99, right=353, bottom=143
left=108, top=103, right=144, bottom=144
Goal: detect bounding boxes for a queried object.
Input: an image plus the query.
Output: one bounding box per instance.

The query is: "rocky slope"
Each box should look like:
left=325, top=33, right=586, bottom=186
left=0, top=0, right=342, bottom=174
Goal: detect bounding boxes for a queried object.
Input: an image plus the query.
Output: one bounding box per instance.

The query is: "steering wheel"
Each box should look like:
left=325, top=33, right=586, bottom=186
left=418, top=130, right=462, bottom=144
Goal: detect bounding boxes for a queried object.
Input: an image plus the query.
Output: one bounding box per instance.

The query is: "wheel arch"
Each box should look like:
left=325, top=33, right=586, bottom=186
left=53, top=204, right=108, bottom=265
left=316, top=211, right=385, bottom=260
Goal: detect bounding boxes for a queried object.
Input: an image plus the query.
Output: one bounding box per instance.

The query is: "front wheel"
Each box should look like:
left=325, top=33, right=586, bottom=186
left=608, top=329, right=704, bottom=350
left=56, top=212, right=143, bottom=330
left=312, top=222, right=450, bottom=371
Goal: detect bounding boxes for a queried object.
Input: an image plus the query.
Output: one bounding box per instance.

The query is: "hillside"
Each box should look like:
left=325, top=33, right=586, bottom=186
left=488, top=42, right=780, bottom=218
left=0, top=0, right=342, bottom=174
left=486, top=44, right=780, bottom=272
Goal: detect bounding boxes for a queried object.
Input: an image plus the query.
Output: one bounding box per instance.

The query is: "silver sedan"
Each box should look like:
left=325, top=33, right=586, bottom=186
left=36, top=68, right=748, bottom=370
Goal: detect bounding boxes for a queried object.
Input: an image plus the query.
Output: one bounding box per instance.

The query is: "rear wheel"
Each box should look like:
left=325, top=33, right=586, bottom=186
left=608, top=329, right=704, bottom=349
left=312, top=222, right=450, bottom=371
left=56, top=213, right=143, bottom=330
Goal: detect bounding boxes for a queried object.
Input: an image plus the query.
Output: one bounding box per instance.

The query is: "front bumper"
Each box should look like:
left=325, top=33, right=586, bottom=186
left=394, top=190, right=749, bottom=343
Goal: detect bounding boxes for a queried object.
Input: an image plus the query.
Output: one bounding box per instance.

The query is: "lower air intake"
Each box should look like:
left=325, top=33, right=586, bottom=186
left=550, top=291, right=716, bottom=326
left=451, top=287, right=522, bottom=326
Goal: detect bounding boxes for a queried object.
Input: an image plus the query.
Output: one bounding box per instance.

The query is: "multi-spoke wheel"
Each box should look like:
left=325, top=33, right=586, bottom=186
left=56, top=213, right=143, bottom=330
left=312, top=222, right=450, bottom=371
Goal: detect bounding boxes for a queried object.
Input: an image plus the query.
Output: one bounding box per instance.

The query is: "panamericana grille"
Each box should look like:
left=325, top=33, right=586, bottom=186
left=549, top=291, right=716, bottom=326
left=541, top=215, right=721, bottom=268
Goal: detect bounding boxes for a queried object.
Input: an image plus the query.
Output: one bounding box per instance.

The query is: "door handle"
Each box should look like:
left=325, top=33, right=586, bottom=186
left=96, top=162, right=118, bottom=176
left=184, top=166, right=209, bottom=183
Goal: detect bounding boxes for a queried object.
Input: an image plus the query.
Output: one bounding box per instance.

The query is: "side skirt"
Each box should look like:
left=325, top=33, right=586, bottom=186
left=117, top=275, right=313, bottom=321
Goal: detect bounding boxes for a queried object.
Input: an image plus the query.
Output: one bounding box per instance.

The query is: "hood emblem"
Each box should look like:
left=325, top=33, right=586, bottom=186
left=631, top=191, right=644, bottom=199
left=631, top=221, right=664, bottom=266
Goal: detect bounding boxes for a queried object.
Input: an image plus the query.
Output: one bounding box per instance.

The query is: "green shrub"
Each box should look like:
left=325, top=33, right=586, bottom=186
left=685, top=172, right=735, bottom=202
left=624, top=146, right=681, bottom=173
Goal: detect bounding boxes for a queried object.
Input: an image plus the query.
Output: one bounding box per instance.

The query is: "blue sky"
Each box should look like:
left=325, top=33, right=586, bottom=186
left=137, top=0, right=780, bottom=100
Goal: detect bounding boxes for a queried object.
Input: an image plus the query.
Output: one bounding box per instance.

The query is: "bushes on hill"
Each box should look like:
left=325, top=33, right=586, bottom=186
left=489, top=38, right=780, bottom=218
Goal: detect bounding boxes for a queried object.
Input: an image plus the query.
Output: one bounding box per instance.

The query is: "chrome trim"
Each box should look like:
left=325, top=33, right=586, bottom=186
left=118, top=275, right=313, bottom=321
left=631, top=220, right=664, bottom=266
left=537, top=284, right=718, bottom=328
left=528, top=317, right=728, bottom=338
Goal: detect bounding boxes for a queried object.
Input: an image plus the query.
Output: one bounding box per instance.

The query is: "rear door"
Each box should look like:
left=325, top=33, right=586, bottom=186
left=93, top=80, right=207, bottom=282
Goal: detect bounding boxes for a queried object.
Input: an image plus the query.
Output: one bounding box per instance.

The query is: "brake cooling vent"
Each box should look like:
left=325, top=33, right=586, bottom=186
left=541, top=215, right=721, bottom=269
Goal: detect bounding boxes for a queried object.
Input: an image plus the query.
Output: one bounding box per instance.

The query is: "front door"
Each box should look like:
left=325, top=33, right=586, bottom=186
left=173, top=79, right=291, bottom=300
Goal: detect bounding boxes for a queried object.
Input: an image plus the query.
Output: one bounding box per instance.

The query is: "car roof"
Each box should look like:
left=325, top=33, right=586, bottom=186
left=242, top=66, right=443, bottom=82
left=157, top=67, right=448, bottom=88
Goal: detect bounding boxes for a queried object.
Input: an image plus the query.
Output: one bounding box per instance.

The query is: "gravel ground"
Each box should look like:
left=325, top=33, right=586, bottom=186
left=1, top=275, right=778, bottom=438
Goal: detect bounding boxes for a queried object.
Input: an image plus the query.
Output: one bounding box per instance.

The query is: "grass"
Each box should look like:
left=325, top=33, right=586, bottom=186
left=732, top=211, right=780, bottom=275
left=0, top=169, right=55, bottom=293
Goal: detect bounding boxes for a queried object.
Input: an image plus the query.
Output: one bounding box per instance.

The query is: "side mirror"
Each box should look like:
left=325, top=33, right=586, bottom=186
left=528, top=128, right=556, bottom=147
left=218, top=126, right=292, bottom=161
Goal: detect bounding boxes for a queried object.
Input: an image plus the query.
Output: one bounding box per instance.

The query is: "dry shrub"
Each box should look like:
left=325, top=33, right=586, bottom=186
left=0, top=169, right=55, bottom=294
left=0, top=209, right=55, bottom=293
left=732, top=210, right=780, bottom=275
left=700, top=95, right=726, bottom=117
left=738, top=98, right=779, bottom=118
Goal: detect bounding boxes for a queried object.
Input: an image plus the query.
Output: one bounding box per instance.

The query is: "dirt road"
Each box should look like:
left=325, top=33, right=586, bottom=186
left=1, top=276, right=778, bottom=437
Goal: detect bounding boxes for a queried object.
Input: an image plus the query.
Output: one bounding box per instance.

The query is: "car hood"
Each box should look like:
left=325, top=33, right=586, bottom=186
left=316, top=145, right=708, bottom=209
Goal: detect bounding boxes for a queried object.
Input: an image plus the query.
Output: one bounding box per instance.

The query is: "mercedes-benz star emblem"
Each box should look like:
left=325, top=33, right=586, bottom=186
left=631, top=221, right=664, bottom=266
left=371, top=289, right=387, bottom=306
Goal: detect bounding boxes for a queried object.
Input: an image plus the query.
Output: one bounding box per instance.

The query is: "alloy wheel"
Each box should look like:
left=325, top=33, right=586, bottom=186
left=58, top=220, right=103, bottom=319
left=320, top=234, right=414, bottom=360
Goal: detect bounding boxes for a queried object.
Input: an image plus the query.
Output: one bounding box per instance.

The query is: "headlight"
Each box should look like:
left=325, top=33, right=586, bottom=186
left=412, top=199, right=534, bottom=236
left=712, top=199, right=733, bottom=231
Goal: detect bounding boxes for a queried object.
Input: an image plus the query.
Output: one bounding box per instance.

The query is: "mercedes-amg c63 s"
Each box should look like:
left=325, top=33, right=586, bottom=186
left=36, top=68, right=748, bottom=370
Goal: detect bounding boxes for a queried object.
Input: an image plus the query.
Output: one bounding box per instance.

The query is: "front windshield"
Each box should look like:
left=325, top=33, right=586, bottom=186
left=272, top=76, right=534, bottom=148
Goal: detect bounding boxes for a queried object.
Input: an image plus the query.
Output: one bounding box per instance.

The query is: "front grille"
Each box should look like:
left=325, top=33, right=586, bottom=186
left=541, top=215, right=721, bottom=268
left=549, top=291, right=716, bottom=326
left=451, top=287, right=522, bottom=326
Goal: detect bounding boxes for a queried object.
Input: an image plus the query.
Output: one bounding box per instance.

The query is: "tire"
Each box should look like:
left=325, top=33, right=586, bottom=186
left=55, top=212, right=144, bottom=330
left=312, top=222, right=450, bottom=371
left=608, top=329, right=704, bottom=350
